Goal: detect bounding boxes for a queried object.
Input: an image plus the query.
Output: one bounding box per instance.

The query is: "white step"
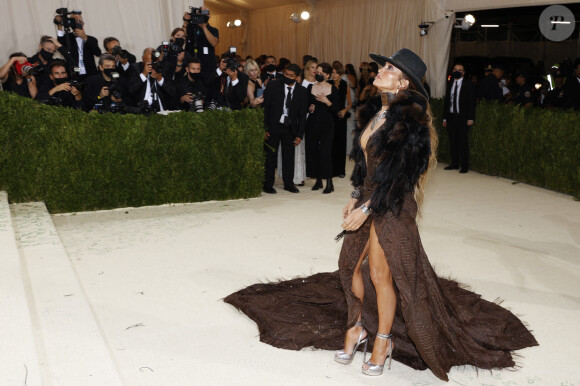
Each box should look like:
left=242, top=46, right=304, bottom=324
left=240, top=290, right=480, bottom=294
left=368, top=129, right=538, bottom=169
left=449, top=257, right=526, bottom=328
left=0, top=192, right=42, bottom=385
left=11, top=202, right=123, bottom=386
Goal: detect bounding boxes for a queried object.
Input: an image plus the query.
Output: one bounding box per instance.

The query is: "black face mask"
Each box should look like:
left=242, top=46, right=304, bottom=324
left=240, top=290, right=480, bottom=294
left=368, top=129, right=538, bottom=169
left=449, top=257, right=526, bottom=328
left=368, top=77, right=375, bottom=85
left=174, top=38, right=185, bottom=47
left=103, top=68, right=116, bottom=78
left=452, top=71, right=463, bottom=79
left=189, top=72, right=200, bottom=81
left=53, top=77, right=67, bottom=85
left=40, top=49, right=54, bottom=61
left=359, top=67, right=363, bottom=72
left=315, top=74, right=325, bottom=82
left=265, top=64, right=276, bottom=72
left=282, top=75, right=295, bottom=85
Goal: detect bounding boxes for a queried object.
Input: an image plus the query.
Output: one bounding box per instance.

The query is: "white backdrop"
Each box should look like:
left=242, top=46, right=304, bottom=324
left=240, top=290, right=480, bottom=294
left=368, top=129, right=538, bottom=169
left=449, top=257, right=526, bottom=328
left=0, top=0, right=202, bottom=67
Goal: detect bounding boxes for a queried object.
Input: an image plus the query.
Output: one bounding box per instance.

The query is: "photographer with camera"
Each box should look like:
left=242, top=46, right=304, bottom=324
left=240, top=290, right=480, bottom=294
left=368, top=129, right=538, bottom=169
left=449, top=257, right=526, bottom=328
left=176, top=58, right=207, bottom=112
left=182, top=5, right=219, bottom=75
left=206, top=51, right=248, bottom=110
left=85, top=54, right=128, bottom=111
left=103, top=37, right=136, bottom=79
left=127, top=48, right=177, bottom=112
left=27, top=36, right=74, bottom=89
left=36, top=60, right=83, bottom=109
left=0, top=53, right=38, bottom=98
left=54, top=9, right=102, bottom=79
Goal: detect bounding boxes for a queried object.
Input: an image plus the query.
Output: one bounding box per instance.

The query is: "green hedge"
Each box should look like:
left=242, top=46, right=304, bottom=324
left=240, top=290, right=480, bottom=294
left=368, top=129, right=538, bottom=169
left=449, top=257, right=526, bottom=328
left=431, top=98, right=580, bottom=198
left=0, top=92, right=265, bottom=213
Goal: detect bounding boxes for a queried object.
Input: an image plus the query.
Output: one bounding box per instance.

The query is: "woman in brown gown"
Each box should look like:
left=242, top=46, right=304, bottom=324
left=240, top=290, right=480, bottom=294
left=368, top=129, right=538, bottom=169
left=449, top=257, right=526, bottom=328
left=225, top=49, right=537, bottom=382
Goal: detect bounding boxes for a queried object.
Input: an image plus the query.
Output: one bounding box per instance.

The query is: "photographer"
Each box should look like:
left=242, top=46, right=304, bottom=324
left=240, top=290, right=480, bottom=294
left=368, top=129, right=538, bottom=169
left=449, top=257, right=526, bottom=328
left=176, top=58, right=207, bottom=111
left=0, top=53, right=38, bottom=98
left=28, top=36, right=74, bottom=88
left=182, top=5, right=219, bottom=75
left=127, top=48, right=177, bottom=112
left=85, top=54, right=128, bottom=111
left=206, top=52, right=248, bottom=110
left=103, top=37, right=136, bottom=79
left=36, top=60, right=83, bottom=109
left=55, top=9, right=102, bottom=79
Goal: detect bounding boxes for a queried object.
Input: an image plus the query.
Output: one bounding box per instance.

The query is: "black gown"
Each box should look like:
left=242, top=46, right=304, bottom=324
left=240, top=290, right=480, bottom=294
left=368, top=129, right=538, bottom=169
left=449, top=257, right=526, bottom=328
left=225, top=91, right=538, bottom=381
left=305, top=83, right=339, bottom=179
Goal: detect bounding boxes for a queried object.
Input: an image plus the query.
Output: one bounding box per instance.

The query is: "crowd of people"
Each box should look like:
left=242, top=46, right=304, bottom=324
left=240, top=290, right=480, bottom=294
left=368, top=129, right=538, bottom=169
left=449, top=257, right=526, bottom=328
left=1, top=6, right=579, bottom=193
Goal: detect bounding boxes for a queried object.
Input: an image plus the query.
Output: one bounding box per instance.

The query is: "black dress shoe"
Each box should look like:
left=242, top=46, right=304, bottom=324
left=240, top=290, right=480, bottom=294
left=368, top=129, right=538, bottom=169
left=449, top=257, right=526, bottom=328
left=338, top=174, right=345, bottom=178
left=323, top=179, right=334, bottom=194
left=284, top=186, right=299, bottom=193
left=459, top=168, right=468, bottom=174
left=263, top=187, right=277, bottom=194
left=312, top=179, right=323, bottom=190
left=297, top=182, right=305, bottom=186
left=444, top=165, right=459, bottom=170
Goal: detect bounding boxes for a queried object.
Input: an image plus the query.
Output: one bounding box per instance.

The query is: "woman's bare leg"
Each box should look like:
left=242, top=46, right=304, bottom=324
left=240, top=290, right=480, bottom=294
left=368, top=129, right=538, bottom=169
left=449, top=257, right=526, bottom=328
left=341, top=241, right=369, bottom=354
left=363, top=222, right=396, bottom=367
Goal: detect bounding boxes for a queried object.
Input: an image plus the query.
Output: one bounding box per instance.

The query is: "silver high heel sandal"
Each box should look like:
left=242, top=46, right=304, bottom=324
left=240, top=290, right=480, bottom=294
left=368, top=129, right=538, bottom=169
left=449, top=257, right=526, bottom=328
left=334, top=321, right=369, bottom=365
left=362, top=332, right=393, bottom=376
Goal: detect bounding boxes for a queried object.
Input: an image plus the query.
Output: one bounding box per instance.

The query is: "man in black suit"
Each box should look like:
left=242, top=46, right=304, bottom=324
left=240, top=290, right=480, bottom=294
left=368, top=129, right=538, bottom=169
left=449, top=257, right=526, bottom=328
left=206, top=52, right=248, bottom=110
left=55, top=12, right=101, bottom=79
left=443, top=63, right=476, bottom=173
left=263, top=63, right=308, bottom=193
left=127, top=48, right=177, bottom=111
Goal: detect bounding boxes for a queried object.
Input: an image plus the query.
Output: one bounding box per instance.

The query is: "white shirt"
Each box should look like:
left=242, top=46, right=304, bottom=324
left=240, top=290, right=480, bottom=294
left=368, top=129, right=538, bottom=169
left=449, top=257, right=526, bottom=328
left=450, top=77, right=463, bottom=114
left=280, top=83, right=296, bottom=124
left=140, top=73, right=165, bottom=111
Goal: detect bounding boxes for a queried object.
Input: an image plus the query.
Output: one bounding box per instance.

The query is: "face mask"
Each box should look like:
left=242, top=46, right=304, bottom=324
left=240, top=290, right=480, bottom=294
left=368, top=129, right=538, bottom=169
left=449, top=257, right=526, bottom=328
left=40, top=49, right=54, bottom=61
left=265, top=64, right=276, bottom=72
left=315, top=74, right=325, bottom=82
left=103, top=68, right=115, bottom=78
left=282, top=75, right=295, bottom=85
left=359, top=67, right=363, bottom=72
left=368, top=77, right=375, bottom=85
left=189, top=72, right=200, bottom=81
left=452, top=71, right=463, bottom=79
left=174, top=38, right=185, bottom=47
left=54, top=77, right=67, bottom=85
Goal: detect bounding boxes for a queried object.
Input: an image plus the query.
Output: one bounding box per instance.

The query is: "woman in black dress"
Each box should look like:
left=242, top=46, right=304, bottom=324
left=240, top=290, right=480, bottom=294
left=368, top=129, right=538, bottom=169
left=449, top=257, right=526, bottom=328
left=305, top=62, right=339, bottom=194
left=330, top=62, right=352, bottom=178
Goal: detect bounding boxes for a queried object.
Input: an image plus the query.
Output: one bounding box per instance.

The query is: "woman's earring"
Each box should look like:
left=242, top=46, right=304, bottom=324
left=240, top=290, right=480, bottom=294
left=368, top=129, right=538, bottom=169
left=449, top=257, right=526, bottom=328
left=395, top=87, right=399, bottom=95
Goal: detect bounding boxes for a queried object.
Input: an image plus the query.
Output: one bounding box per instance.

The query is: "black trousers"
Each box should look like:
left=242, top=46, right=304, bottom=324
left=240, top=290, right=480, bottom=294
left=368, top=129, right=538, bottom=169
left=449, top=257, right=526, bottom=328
left=446, top=115, right=470, bottom=170
left=264, top=123, right=295, bottom=188
left=306, top=117, right=334, bottom=179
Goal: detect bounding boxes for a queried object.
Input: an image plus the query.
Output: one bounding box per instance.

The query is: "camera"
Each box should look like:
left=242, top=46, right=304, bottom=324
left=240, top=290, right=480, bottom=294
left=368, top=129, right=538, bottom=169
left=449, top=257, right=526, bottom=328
left=53, top=8, right=83, bottom=31
left=187, top=7, right=209, bottom=25
left=160, top=41, right=183, bottom=57
left=69, top=67, right=85, bottom=90
left=108, top=72, right=122, bottom=100
left=111, top=46, right=129, bottom=60
left=13, top=61, right=37, bottom=76
left=187, top=91, right=205, bottom=113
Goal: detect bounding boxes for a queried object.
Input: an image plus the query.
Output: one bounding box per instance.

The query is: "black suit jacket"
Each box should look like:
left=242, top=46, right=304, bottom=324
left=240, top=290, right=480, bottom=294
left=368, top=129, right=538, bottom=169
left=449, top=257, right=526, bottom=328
left=263, top=79, right=308, bottom=139
left=127, top=62, right=177, bottom=110
left=443, top=78, right=476, bottom=121
left=206, top=69, right=249, bottom=110
left=57, top=33, right=102, bottom=77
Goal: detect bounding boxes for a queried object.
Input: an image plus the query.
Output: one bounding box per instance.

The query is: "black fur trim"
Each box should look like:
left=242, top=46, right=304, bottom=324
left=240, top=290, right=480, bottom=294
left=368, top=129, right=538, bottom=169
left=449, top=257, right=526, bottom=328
left=349, top=90, right=431, bottom=216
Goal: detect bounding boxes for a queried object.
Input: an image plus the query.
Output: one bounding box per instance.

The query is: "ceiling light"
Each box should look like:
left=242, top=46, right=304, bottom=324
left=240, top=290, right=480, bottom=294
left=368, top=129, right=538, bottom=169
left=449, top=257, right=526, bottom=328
left=481, top=24, right=499, bottom=28
left=226, top=21, right=231, bottom=27
left=234, top=19, right=242, bottom=27
left=301, top=11, right=310, bottom=20
left=464, top=14, right=476, bottom=25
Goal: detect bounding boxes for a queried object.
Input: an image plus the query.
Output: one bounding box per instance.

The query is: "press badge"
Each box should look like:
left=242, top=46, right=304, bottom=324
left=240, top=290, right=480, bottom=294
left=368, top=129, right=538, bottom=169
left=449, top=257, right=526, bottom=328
left=203, top=47, right=209, bottom=55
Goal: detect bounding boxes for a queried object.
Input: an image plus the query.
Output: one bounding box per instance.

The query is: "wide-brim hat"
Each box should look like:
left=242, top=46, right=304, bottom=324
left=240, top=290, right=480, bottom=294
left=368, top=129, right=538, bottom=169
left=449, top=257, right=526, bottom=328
left=369, top=49, right=428, bottom=99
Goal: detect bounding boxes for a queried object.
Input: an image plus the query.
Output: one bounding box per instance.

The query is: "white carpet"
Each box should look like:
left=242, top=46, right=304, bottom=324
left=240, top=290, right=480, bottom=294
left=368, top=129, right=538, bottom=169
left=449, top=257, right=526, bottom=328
left=50, top=163, right=580, bottom=385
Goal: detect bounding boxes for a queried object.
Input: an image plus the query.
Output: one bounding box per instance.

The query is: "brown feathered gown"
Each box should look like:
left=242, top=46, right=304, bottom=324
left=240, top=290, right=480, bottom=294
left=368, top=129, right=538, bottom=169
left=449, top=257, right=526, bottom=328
left=224, top=91, right=538, bottom=381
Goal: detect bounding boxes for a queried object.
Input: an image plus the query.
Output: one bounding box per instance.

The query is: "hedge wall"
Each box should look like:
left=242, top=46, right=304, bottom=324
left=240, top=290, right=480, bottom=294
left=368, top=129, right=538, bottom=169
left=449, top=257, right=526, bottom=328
left=0, top=92, right=265, bottom=213
left=430, top=98, right=580, bottom=198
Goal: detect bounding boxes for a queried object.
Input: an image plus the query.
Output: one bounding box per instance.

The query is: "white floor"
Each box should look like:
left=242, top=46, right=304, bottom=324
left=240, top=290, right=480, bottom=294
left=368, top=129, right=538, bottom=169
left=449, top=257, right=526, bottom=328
left=10, top=162, right=580, bottom=385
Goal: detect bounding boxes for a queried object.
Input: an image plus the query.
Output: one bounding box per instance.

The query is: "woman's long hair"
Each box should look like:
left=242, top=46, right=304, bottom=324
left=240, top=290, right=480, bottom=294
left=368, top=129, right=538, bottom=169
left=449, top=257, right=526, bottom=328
left=400, top=73, right=438, bottom=214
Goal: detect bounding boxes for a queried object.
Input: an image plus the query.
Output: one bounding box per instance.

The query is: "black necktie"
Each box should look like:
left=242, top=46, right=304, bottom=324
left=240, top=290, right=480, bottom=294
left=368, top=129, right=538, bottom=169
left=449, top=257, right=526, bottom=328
left=452, top=81, right=458, bottom=114
left=285, top=86, right=292, bottom=109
